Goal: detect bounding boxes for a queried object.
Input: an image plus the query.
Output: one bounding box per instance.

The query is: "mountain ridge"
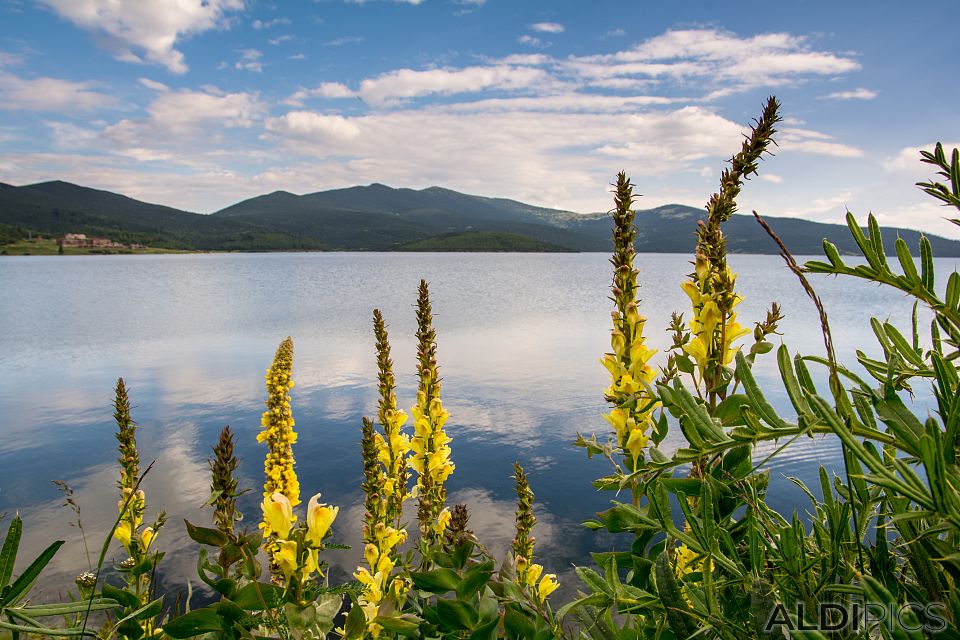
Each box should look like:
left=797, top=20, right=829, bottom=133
left=2, top=179, right=958, bottom=256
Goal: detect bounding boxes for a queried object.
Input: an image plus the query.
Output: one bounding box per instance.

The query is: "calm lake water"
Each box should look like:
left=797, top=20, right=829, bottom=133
left=0, top=252, right=952, bottom=603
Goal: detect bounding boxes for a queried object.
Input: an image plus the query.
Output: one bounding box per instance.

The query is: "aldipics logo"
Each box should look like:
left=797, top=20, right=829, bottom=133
left=763, top=602, right=948, bottom=634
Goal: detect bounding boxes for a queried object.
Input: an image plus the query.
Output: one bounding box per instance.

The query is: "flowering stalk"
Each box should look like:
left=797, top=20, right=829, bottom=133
left=112, top=378, right=165, bottom=627
left=410, top=280, right=454, bottom=546
left=680, top=96, right=781, bottom=406
left=601, top=173, right=659, bottom=472
left=210, top=425, right=240, bottom=537
left=258, top=337, right=300, bottom=574
left=512, top=463, right=558, bottom=603
left=355, top=312, right=414, bottom=633
left=373, top=309, right=411, bottom=529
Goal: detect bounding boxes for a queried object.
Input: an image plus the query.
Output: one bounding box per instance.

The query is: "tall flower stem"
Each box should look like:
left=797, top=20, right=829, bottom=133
left=411, top=280, right=454, bottom=548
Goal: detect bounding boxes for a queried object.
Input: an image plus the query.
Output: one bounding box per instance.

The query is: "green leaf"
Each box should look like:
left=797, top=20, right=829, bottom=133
left=0, top=516, right=22, bottom=589
left=0, top=540, right=63, bottom=607
left=373, top=614, right=422, bottom=636
left=231, top=582, right=283, bottom=610
left=411, top=567, right=460, bottom=593
left=161, top=606, right=224, bottom=638
left=342, top=600, right=366, bottom=639
left=504, top=604, right=536, bottom=640
left=434, top=598, right=478, bottom=631
left=469, top=616, right=499, bottom=640
left=184, top=519, right=229, bottom=547
left=101, top=583, right=141, bottom=609
left=456, top=561, right=495, bottom=600
left=19, top=599, right=119, bottom=617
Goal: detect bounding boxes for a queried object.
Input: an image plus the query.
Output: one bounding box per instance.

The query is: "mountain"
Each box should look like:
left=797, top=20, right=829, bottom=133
left=2, top=179, right=959, bottom=256
left=0, top=181, right=322, bottom=251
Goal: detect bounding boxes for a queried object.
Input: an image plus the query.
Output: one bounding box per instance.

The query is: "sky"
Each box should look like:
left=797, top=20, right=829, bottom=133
left=1, top=0, right=958, bottom=236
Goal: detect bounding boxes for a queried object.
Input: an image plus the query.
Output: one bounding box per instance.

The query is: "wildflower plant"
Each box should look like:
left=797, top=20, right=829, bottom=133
left=354, top=311, right=413, bottom=636
left=109, top=377, right=166, bottom=640
left=410, top=280, right=455, bottom=548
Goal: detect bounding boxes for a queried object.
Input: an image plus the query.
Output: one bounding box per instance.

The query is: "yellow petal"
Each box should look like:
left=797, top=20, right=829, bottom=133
left=306, top=493, right=338, bottom=546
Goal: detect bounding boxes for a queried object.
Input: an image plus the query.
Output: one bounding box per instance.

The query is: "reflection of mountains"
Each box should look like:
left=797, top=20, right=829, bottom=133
left=5, top=179, right=960, bottom=254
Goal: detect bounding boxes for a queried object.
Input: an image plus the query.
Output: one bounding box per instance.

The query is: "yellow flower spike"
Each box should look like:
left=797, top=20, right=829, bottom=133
left=275, top=540, right=299, bottom=578
left=261, top=492, right=294, bottom=540
left=305, top=493, right=338, bottom=546
left=259, top=337, right=300, bottom=509
left=537, top=574, right=559, bottom=602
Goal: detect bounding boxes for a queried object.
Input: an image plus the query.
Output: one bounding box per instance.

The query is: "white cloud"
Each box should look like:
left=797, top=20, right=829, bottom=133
left=284, top=82, right=355, bottom=106
left=261, top=104, right=747, bottom=212
left=0, top=71, right=115, bottom=111
left=517, top=35, right=546, bottom=48
left=529, top=22, right=564, bottom=34
left=235, top=48, right=264, bottom=72
left=324, top=36, right=365, bottom=46
left=252, top=17, right=290, bottom=29
left=779, top=127, right=864, bottom=158
left=268, top=34, right=293, bottom=45
left=821, top=87, right=877, bottom=100
left=357, top=65, right=553, bottom=106
left=40, top=0, right=244, bottom=73
left=567, top=29, right=860, bottom=97
left=760, top=174, right=783, bottom=184
left=98, top=87, right=264, bottom=152
left=884, top=142, right=960, bottom=179
left=137, top=77, right=169, bottom=92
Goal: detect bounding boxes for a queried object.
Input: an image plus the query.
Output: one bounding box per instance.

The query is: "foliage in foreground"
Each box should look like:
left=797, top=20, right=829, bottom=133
left=2, top=99, right=960, bottom=639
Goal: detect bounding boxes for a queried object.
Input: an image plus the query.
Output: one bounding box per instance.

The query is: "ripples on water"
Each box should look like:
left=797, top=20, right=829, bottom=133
left=0, top=252, right=953, bottom=601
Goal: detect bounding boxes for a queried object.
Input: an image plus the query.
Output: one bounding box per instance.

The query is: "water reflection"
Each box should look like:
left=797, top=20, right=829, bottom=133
left=0, top=252, right=952, bottom=604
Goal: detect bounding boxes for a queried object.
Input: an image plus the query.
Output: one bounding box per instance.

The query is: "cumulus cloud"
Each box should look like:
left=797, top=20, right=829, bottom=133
left=567, top=29, right=859, bottom=96
left=357, top=65, right=554, bottom=106
left=0, top=71, right=115, bottom=111
left=778, top=127, right=864, bottom=157
left=821, top=87, right=878, bottom=100
left=529, top=22, right=564, bottom=34
left=39, top=0, right=244, bottom=73
left=97, top=87, right=264, bottom=153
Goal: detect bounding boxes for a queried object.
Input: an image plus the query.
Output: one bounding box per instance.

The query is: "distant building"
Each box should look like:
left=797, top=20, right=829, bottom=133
left=58, top=233, right=124, bottom=249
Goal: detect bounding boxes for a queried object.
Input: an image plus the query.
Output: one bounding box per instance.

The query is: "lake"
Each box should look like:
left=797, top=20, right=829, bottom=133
left=0, top=251, right=950, bottom=603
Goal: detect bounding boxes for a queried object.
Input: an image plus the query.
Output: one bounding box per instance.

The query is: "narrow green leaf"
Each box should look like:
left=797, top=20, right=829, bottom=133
left=0, top=516, right=22, bottom=589
left=895, top=237, right=920, bottom=284
left=0, top=540, right=62, bottom=607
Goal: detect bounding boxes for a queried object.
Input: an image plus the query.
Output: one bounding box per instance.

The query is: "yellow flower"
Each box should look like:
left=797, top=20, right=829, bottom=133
left=114, top=521, right=133, bottom=550
left=537, top=574, right=559, bottom=602
left=675, top=543, right=699, bottom=578
left=261, top=492, right=294, bottom=539
left=437, top=507, right=451, bottom=537
left=305, top=493, right=338, bottom=546
left=275, top=540, right=299, bottom=577
left=525, top=562, right=543, bottom=588
left=141, top=527, right=156, bottom=551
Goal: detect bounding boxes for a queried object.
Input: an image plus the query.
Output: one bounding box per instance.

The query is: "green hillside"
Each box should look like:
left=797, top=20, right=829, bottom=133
left=2, top=180, right=960, bottom=256
left=397, top=231, right=575, bottom=252
left=0, top=182, right=322, bottom=251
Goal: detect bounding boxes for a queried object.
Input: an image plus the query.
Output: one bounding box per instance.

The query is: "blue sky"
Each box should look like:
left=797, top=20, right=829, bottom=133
left=1, top=0, right=958, bottom=236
